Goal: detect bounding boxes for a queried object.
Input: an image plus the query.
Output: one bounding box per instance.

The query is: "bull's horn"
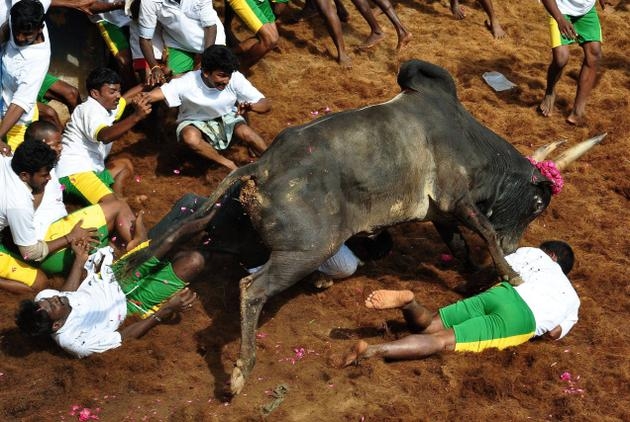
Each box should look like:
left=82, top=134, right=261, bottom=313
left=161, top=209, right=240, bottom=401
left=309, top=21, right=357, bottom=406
left=554, top=133, right=607, bottom=170
left=532, top=140, right=566, bottom=162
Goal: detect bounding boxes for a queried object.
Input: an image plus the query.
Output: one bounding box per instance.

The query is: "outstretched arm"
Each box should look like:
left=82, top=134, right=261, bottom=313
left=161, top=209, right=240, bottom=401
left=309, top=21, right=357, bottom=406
left=97, top=96, right=152, bottom=143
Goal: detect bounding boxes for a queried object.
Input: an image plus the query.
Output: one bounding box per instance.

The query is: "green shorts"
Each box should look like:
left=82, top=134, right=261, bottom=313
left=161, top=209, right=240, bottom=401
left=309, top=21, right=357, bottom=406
left=59, top=170, right=115, bottom=205
left=120, top=256, right=187, bottom=318
left=167, top=47, right=196, bottom=75
left=228, top=0, right=277, bottom=33
left=96, top=20, right=130, bottom=56
left=37, top=73, right=59, bottom=104
left=176, top=111, right=246, bottom=151
left=549, top=6, right=602, bottom=48
left=439, top=282, right=536, bottom=352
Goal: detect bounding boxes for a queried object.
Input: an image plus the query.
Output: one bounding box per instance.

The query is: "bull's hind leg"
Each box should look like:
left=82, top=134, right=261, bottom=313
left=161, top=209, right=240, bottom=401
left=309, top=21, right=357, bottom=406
left=230, top=249, right=333, bottom=396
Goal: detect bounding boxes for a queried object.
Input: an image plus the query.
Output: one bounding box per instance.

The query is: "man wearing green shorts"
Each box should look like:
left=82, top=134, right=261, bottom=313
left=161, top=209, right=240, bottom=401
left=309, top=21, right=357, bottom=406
left=342, top=241, right=580, bottom=365
left=539, top=0, right=604, bottom=125
left=15, top=208, right=212, bottom=358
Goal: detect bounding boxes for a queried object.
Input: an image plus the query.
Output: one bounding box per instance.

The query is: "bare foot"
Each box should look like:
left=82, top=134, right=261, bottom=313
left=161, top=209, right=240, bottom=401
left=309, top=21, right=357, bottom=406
left=341, top=340, right=369, bottom=367
left=396, top=31, right=413, bottom=51
left=365, top=289, right=415, bottom=309
left=338, top=53, right=352, bottom=69
left=451, top=5, right=465, bottom=20
left=538, top=92, right=556, bottom=117
left=566, top=111, right=584, bottom=126
left=126, top=211, right=147, bottom=251
left=358, top=32, right=385, bottom=50
left=485, top=20, right=506, bottom=39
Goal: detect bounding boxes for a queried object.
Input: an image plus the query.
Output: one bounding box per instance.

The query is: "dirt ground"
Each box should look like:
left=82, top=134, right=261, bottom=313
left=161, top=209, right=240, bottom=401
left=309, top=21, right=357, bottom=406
left=1, top=1, right=629, bottom=421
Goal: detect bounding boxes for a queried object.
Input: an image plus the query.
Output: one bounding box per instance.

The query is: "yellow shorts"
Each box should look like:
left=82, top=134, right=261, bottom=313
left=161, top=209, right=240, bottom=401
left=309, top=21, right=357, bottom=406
left=6, top=105, right=39, bottom=150
left=59, top=170, right=115, bottom=205
left=0, top=205, right=109, bottom=286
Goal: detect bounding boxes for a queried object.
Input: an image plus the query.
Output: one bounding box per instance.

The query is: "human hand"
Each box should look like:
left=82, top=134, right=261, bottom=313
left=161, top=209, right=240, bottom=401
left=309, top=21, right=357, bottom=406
left=162, top=288, right=198, bottom=315
left=146, top=65, right=171, bottom=87
left=70, top=237, right=92, bottom=263
left=67, top=220, right=99, bottom=245
left=237, top=102, right=252, bottom=116
left=132, top=94, right=152, bottom=120
left=557, top=17, right=577, bottom=40
left=72, top=0, right=97, bottom=15
left=0, top=140, right=12, bottom=157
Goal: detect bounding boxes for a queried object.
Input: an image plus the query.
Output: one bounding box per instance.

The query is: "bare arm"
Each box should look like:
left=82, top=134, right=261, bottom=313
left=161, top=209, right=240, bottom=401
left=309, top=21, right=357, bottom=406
left=119, top=288, right=196, bottom=340
left=237, top=98, right=272, bottom=115
left=203, top=25, right=218, bottom=48
left=59, top=238, right=92, bottom=292
left=97, top=96, right=152, bottom=143
left=0, top=104, right=26, bottom=140
left=542, top=325, right=562, bottom=340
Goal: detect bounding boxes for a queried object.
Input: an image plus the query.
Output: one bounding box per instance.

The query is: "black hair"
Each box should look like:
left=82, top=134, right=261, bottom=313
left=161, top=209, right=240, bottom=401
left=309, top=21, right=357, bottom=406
left=24, top=120, right=60, bottom=142
left=15, top=300, right=54, bottom=336
left=11, top=138, right=57, bottom=175
left=10, top=0, right=45, bottom=33
left=540, top=240, right=575, bottom=275
left=86, top=67, right=121, bottom=92
left=201, top=45, right=240, bottom=74
left=346, top=230, right=394, bottom=262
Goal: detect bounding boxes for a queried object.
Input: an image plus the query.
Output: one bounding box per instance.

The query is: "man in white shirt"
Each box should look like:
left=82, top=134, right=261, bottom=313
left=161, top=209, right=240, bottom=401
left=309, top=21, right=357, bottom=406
left=145, top=45, right=270, bottom=170
left=342, top=241, right=580, bottom=365
left=0, top=0, right=51, bottom=152
left=135, top=0, right=225, bottom=83
left=538, top=0, right=604, bottom=125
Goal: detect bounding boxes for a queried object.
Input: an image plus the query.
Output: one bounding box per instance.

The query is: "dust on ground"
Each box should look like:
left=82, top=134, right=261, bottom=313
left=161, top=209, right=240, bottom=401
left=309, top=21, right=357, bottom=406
left=1, top=1, right=629, bottom=420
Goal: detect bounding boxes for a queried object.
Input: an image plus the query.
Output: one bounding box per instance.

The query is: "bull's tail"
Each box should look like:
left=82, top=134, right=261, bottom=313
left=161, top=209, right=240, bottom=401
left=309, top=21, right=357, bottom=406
left=113, top=167, right=253, bottom=280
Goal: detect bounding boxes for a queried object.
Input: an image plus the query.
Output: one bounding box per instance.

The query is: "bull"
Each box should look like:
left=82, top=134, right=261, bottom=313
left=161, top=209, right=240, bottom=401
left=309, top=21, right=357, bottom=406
left=119, top=59, right=602, bottom=395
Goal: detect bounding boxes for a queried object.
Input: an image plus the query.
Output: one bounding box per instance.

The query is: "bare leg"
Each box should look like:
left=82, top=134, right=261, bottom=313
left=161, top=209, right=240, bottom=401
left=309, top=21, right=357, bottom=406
left=44, top=80, right=81, bottom=113
left=170, top=250, right=206, bottom=282
left=478, top=0, right=505, bottom=38
left=539, top=45, right=570, bottom=117
left=0, top=271, right=48, bottom=294
left=234, top=124, right=267, bottom=156
left=567, top=41, right=601, bottom=125
left=365, top=289, right=434, bottom=330
left=342, top=329, right=455, bottom=366
left=126, top=210, right=147, bottom=251
left=99, top=198, right=137, bottom=250
left=236, top=23, right=279, bottom=69
left=450, top=0, right=466, bottom=19
left=37, top=102, right=63, bottom=131
left=369, top=0, right=412, bottom=50
left=313, top=0, right=352, bottom=67
left=179, top=125, right=238, bottom=170
left=107, top=157, right=134, bottom=198
left=349, top=0, right=385, bottom=49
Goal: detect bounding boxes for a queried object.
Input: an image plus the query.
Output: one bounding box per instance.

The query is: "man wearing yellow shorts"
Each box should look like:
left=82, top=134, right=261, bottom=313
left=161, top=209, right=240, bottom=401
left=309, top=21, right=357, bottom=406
left=227, top=0, right=287, bottom=68
left=0, top=139, right=139, bottom=293
left=15, top=208, right=211, bottom=358
left=342, top=241, right=580, bottom=365
left=539, top=0, right=604, bottom=125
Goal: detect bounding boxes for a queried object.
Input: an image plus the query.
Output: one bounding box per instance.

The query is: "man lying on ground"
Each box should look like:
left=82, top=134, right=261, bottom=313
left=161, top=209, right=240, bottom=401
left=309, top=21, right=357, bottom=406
left=342, top=241, right=579, bottom=366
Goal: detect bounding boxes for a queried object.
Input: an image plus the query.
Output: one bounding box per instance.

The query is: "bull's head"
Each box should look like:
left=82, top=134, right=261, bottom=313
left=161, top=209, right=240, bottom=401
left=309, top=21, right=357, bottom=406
left=489, top=134, right=606, bottom=254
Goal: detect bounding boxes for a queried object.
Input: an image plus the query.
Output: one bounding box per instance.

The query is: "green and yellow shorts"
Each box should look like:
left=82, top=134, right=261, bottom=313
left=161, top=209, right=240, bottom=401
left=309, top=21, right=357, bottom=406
left=0, top=205, right=108, bottom=285
left=228, top=0, right=283, bottom=33
left=96, top=20, right=130, bottom=56
left=439, top=282, right=536, bottom=352
left=167, top=47, right=196, bottom=75
left=37, top=73, right=59, bottom=104
left=549, top=6, right=602, bottom=48
left=59, top=170, right=115, bottom=205
left=116, top=241, right=187, bottom=318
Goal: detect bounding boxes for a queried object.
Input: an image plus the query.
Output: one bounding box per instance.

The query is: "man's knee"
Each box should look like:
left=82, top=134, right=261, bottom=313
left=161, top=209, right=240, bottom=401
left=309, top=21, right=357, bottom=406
left=173, top=250, right=206, bottom=281
left=257, top=24, right=279, bottom=49
left=583, top=42, right=602, bottom=66
left=552, top=46, right=570, bottom=67
left=180, top=127, right=204, bottom=148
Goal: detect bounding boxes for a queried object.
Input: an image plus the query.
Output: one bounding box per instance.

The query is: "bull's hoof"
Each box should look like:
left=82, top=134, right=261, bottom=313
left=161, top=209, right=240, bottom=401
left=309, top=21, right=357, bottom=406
left=230, top=360, right=247, bottom=396
left=313, top=276, right=334, bottom=290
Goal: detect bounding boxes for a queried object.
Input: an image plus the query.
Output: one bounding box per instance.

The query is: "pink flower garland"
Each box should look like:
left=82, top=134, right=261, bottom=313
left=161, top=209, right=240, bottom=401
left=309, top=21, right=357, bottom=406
left=527, top=157, right=564, bottom=195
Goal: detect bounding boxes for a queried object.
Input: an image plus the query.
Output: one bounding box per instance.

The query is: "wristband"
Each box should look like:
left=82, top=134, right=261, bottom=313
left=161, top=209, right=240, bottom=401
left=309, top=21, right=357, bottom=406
left=150, top=65, right=161, bottom=72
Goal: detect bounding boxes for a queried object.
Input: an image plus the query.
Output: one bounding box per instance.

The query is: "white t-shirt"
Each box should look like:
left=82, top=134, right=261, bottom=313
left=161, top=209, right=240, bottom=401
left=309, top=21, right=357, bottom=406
left=89, top=0, right=131, bottom=28
left=33, top=168, right=67, bottom=239
left=160, top=70, right=264, bottom=123
left=138, top=0, right=225, bottom=53
left=130, top=20, right=164, bottom=61
left=35, top=247, right=128, bottom=358
left=56, top=97, right=126, bottom=177
left=0, top=156, right=37, bottom=247
left=555, top=0, right=596, bottom=16
left=1, top=0, right=52, bottom=125
left=510, top=247, right=580, bottom=339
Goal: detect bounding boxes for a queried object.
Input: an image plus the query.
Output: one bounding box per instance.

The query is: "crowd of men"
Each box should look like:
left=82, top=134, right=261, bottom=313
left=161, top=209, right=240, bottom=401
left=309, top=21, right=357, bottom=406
left=0, top=0, right=602, bottom=363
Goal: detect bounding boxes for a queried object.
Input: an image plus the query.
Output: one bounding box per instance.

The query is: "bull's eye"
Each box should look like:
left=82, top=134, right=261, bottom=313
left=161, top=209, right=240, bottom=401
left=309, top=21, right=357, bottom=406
left=533, top=196, right=545, bottom=214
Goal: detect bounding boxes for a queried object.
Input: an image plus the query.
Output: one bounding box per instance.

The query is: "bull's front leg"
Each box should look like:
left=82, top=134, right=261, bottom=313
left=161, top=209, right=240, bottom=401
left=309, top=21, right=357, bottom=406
left=230, top=274, right=268, bottom=396
left=453, top=202, right=522, bottom=285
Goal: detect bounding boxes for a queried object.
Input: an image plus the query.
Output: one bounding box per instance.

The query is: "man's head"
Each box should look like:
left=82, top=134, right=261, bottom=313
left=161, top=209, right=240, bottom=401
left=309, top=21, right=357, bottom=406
left=11, top=138, right=57, bottom=194
left=10, top=0, right=45, bottom=47
left=540, top=240, right=575, bottom=275
left=200, top=45, right=240, bottom=91
left=86, top=67, right=122, bottom=111
left=25, top=120, right=62, bottom=157
left=15, top=299, right=53, bottom=336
